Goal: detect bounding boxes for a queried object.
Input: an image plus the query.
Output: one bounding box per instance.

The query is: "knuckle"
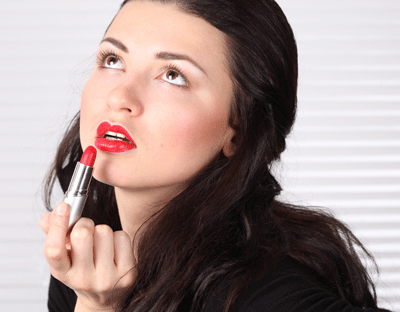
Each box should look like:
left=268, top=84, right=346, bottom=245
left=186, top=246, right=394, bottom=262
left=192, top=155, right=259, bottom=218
left=87, top=274, right=112, bottom=293
left=95, top=224, right=113, bottom=236
left=96, top=279, right=112, bottom=293
left=114, top=230, right=131, bottom=244
left=71, top=222, right=94, bottom=240
left=68, top=270, right=93, bottom=292
left=43, top=245, right=63, bottom=261
left=78, top=217, right=95, bottom=229
left=76, top=276, right=92, bottom=292
left=117, top=270, right=135, bottom=288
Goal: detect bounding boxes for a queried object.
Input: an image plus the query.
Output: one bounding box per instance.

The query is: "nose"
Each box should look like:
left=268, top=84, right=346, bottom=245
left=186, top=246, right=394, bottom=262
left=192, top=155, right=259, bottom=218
left=106, top=82, right=143, bottom=116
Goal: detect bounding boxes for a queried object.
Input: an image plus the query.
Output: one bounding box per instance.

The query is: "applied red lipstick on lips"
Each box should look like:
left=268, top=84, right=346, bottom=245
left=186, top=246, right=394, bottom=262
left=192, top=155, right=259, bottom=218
left=95, top=121, right=136, bottom=153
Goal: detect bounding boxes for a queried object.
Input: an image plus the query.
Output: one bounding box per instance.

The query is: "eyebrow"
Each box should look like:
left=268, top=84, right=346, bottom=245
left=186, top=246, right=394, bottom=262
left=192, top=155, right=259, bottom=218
left=101, top=37, right=207, bottom=76
left=101, top=37, right=129, bottom=53
left=155, top=52, right=207, bottom=76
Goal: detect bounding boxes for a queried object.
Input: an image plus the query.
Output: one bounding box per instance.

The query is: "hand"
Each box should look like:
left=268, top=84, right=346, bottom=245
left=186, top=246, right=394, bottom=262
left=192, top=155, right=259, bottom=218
left=40, top=202, right=135, bottom=311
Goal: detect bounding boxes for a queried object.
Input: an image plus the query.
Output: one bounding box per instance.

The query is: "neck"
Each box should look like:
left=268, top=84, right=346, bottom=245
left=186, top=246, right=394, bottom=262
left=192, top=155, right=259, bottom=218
left=114, top=185, right=184, bottom=241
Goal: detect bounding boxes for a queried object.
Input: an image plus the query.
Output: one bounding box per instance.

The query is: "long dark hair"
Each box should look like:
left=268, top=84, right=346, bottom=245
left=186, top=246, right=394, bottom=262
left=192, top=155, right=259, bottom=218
left=44, top=0, right=389, bottom=311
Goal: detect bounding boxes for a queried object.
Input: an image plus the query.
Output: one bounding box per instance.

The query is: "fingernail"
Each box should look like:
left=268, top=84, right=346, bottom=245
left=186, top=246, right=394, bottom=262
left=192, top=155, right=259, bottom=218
left=56, top=204, right=68, bottom=216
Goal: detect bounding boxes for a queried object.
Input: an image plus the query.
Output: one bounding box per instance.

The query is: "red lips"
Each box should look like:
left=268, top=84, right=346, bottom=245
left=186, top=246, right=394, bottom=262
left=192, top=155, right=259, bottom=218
left=94, top=121, right=136, bottom=153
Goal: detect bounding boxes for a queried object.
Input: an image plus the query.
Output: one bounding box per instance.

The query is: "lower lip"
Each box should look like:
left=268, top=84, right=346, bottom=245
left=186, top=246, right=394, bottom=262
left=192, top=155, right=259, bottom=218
left=94, top=138, right=136, bottom=153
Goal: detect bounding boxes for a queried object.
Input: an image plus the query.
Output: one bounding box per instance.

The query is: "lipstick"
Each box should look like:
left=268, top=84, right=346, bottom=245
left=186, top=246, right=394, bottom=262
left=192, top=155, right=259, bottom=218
left=63, top=146, right=97, bottom=231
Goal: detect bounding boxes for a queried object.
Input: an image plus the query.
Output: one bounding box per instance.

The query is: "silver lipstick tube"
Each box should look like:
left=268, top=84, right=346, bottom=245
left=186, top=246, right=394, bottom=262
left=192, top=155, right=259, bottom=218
left=63, top=162, right=94, bottom=231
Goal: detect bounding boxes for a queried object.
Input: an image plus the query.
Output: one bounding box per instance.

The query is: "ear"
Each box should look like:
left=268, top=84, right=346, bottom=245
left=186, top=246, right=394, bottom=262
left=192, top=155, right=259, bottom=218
left=222, top=127, right=237, bottom=158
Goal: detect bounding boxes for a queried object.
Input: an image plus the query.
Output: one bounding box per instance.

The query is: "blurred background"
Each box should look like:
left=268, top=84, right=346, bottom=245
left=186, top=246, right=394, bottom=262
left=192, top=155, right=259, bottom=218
left=0, top=0, right=399, bottom=310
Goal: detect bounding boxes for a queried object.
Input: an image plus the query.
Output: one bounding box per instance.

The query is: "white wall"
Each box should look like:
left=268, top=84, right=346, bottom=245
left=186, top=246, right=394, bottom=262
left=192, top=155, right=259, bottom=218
left=0, top=0, right=398, bottom=311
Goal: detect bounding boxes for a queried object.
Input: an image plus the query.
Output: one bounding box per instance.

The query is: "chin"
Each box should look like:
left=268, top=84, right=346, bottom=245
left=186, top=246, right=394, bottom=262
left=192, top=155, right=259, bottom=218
left=92, top=176, right=111, bottom=188
left=92, top=169, right=117, bottom=187
left=93, top=170, right=137, bottom=190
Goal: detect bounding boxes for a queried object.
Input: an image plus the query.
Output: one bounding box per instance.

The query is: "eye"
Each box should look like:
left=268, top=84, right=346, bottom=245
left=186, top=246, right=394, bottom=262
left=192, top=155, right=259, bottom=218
left=161, top=66, right=188, bottom=87
left=104, top=55, right=123, bottom=69
left=97, top=50, right=124, bottom=70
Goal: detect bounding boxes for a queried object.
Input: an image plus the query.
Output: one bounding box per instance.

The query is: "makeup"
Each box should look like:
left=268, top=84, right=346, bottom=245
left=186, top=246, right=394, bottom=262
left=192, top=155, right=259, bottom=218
left=95, top=121, right=136, bottom=153
left=63, top=146, right=97, bottom=231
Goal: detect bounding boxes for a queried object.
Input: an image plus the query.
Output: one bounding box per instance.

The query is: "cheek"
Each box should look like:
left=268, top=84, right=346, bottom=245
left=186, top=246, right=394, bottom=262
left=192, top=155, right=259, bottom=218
left=79, top=79, right=102, bottom=146
left=152, top=87, right=231, bottom=154
left=160, top=109, right=228, bottom=156
left=81, top=78, right=98, bottom=115
left=80, top=72, right=109, bottom=115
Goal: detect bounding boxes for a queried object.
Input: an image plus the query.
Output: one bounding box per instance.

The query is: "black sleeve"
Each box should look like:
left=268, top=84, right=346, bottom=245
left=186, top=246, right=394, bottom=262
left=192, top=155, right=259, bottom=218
left=48, top=275, right=77, bottom=312
left=234, top=258, right=377, bottom=312
left=47, top=259, right=380, bottom=312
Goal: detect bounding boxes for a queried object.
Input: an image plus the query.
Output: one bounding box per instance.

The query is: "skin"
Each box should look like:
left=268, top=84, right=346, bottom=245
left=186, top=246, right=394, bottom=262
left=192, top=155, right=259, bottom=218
left=41, top=1, right=235, bottom=311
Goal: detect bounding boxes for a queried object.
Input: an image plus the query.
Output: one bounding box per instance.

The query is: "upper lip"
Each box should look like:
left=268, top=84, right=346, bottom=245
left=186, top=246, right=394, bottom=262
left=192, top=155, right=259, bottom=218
left=96, top=121, right=136, bottom=146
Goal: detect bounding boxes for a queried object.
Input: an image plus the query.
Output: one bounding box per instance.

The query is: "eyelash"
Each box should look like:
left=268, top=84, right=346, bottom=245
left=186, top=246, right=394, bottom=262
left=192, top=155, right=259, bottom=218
left=96, top=49, right=121, bottom=69
left=96, top=49, right=190, bottom=88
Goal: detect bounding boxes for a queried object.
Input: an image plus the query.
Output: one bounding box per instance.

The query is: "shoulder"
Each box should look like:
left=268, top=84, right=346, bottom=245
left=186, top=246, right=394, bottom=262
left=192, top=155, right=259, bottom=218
left=233, top=257, right=376, bottom=312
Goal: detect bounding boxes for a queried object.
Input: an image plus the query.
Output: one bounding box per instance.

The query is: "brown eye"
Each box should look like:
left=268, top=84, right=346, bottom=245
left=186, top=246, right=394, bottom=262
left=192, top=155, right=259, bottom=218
left=162, top=68, right=187, bottom=86
left=166, top=70, right=179, bottom=80
left=106, top=56, right=119, bottom=67
left=98, top=53, right=124, bottom=70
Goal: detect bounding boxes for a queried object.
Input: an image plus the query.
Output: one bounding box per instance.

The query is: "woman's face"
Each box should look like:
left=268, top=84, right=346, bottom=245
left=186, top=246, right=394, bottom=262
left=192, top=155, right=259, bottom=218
left=80, top=0, right=235, bottom=196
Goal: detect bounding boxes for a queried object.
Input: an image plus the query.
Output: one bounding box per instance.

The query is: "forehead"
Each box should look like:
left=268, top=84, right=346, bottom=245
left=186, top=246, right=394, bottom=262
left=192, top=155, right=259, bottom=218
left=106, top=1, right=230, bottom=75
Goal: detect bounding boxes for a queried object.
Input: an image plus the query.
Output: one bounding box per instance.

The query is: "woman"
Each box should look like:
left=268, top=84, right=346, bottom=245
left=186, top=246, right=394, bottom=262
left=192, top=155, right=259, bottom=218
left=40, top=0, right=391, bottom=311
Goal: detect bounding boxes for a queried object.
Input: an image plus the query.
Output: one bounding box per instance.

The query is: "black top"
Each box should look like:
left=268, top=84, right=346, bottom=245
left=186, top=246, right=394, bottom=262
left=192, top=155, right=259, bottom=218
left=48, top=257, right=377, bottom=312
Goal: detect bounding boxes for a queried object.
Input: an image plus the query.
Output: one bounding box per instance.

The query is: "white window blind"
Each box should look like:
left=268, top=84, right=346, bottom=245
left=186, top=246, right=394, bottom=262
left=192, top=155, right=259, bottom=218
left=276, top=1, right=400, bottom=310
left=0, top=1, right=118, bottom=311
left=0, top=0, right=398, bottom=311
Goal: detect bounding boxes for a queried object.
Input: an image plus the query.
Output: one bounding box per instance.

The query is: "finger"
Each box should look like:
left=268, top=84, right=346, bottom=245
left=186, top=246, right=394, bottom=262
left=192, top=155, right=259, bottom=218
left=40, top=210, right=71, bottom=248
left=39, top=212, right=51, bottom=235
left=43, top=202, right=71, bottom=273
left=93, top=224, right=115, bottom=269
left=70, top=218, right=95, bottom=272
left=114, top=231, right=135, bottom=272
